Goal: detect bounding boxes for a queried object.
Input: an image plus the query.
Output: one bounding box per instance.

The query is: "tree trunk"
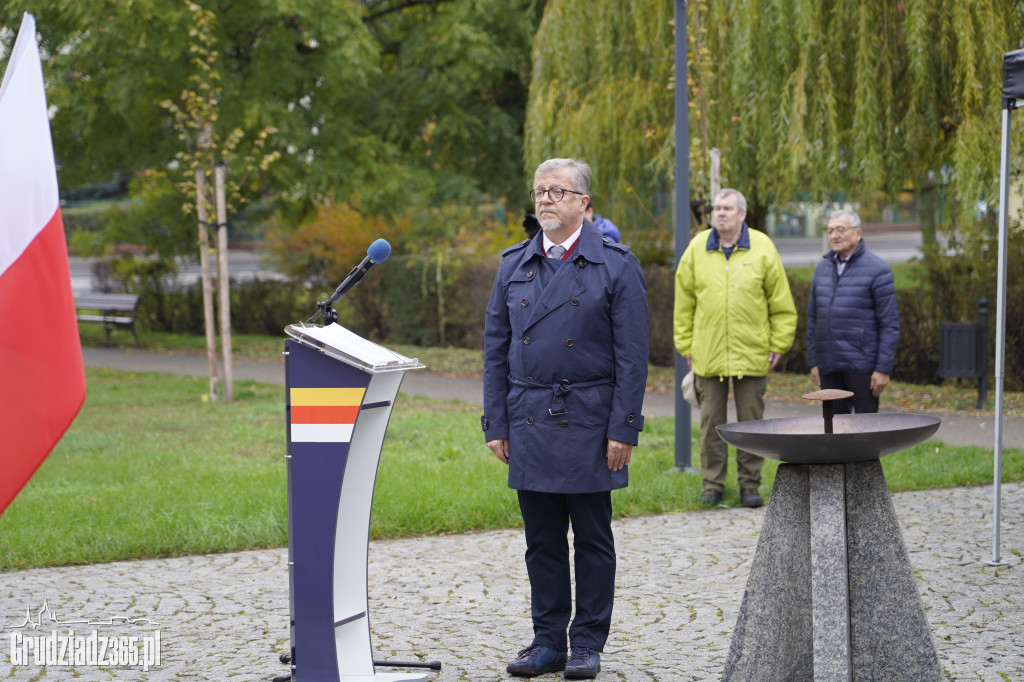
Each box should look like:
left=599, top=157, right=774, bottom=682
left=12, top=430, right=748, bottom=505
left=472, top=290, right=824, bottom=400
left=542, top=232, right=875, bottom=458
left=195, top=168, right=220, bottom=401
left=918, top=177, right=938, bottom=246
left=215, top=165, right=233, bottom=402
left=710, top=148, right=721, bottom=199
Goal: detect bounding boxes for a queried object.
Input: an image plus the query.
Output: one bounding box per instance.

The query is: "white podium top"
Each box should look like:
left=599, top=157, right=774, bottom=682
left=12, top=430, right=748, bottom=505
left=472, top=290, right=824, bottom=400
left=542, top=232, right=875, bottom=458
left=285, top=323, right=425, bottom=373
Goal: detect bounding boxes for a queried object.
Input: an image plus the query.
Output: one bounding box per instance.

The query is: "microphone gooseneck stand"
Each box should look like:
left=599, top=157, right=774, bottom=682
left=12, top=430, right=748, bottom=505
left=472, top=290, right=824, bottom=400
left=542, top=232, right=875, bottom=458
left=308, top=298, right=339, bottom=326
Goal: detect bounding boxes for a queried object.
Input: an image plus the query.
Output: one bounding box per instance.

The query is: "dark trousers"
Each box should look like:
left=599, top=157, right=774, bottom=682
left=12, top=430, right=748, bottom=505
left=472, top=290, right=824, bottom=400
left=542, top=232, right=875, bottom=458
left=820, top=371, right=878, bottom=413
left=516, top=490, right=616, bottom=652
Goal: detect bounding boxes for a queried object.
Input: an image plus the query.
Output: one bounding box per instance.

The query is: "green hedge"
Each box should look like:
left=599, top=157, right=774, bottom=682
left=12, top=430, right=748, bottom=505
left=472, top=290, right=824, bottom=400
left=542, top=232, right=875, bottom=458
left=335, top=254, right=497, bottom=349
left=131, top=278, right=311, bottom=336
left=99, top=252, right=1023, bottom=390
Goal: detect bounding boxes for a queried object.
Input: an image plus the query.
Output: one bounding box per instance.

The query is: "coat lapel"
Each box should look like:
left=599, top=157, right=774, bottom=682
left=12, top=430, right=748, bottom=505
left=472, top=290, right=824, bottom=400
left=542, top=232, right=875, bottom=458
left=525, top=262, right=585, bottom=330
left=523, top=222, right=605, bottom=330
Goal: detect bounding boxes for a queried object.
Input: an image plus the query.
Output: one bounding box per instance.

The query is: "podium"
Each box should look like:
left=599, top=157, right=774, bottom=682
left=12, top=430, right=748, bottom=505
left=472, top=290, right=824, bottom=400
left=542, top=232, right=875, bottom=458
left=282, top=323, right=427, bottom=682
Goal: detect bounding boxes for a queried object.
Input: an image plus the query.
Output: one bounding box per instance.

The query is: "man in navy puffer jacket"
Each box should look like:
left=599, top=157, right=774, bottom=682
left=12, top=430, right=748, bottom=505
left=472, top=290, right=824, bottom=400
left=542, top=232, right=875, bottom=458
left=807, top=209, right=900, bottom=413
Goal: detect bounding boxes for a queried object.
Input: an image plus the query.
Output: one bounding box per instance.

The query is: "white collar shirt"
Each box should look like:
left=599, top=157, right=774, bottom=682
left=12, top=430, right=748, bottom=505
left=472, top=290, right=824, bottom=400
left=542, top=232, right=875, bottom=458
left=542, top=222, right=584, bottom=258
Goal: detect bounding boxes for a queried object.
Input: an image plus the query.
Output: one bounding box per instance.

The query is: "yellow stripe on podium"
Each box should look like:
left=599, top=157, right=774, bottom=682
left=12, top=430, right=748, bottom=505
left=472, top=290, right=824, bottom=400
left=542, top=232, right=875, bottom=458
left=290, top=387, right=365, bottom=406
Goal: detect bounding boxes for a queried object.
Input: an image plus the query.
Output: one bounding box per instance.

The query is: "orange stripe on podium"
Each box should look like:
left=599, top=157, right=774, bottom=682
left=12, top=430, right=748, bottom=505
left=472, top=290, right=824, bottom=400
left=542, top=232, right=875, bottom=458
left=291, top=405, right=359, bottom=424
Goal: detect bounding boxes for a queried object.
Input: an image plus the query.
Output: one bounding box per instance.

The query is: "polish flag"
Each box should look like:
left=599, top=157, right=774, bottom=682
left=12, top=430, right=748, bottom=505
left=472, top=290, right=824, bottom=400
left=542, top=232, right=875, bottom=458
left=0, top=14, right=86, bottom=516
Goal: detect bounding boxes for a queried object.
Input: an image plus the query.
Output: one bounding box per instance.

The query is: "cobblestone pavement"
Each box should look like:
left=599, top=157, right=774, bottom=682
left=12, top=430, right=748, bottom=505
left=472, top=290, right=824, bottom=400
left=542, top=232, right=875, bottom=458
left=1, top=482, right=1020, bottom=681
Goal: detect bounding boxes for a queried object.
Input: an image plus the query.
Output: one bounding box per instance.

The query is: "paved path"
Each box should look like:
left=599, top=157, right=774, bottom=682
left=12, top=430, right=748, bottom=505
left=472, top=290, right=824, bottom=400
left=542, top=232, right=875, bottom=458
left=1, top=348, right=1019, bottom=680
left=81, top=347, right=1024, bottom=450
left=2, top=484, right=1021, bottom=680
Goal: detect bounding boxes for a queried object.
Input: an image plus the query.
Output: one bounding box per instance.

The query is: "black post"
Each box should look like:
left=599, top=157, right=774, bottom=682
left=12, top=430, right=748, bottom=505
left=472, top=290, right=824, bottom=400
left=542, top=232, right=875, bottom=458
left=673, top=0, right=693, bottom=471
left=978, top=297, right=989, bottom=409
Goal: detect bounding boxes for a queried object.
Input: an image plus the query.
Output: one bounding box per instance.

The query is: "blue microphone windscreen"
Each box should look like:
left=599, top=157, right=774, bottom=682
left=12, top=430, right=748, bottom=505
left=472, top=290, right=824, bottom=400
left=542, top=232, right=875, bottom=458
left=367, top=238, right=392, bottom=263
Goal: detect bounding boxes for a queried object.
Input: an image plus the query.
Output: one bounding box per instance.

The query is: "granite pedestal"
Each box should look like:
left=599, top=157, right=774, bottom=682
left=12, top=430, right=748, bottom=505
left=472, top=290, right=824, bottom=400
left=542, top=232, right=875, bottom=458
left=717, top=413, right=944, bottom=682
left=721, top=461, right=943, bottom=681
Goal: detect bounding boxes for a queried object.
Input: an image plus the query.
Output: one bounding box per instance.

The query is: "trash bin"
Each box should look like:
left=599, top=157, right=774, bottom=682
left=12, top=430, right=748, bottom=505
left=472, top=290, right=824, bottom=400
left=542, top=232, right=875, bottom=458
left=938, top=323, right=984, bottom=378
left=938, top=298, right=989, bottom=409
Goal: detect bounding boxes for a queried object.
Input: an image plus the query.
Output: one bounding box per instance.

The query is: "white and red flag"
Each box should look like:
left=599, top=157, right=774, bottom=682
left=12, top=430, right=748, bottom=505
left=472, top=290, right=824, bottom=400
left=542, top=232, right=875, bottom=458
left=0, top=14, right=86, bottom=516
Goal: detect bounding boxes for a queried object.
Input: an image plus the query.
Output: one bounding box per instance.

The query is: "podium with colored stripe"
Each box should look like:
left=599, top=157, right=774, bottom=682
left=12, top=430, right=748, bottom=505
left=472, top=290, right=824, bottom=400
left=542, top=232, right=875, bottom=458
left=283, top=323, right=427, bottom=682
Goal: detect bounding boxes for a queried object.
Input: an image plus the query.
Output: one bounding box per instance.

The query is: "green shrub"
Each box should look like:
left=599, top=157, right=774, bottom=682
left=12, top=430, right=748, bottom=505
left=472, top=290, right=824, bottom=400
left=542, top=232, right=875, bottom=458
left=88, top=237, right=1024, bottom=390
left=334, top=253, right=498, bottom=348
left=645, top=264, right=675, bottom=366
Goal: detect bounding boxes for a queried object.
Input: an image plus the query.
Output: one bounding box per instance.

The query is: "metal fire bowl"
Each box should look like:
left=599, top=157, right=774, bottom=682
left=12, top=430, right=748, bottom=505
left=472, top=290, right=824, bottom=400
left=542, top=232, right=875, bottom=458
left=716, top=413, right=941, bottom=464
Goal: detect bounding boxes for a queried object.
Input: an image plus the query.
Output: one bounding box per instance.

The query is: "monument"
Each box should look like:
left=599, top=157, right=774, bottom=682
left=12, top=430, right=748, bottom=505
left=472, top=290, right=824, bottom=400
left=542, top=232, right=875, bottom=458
left=717, top=390, right=944, bottom=681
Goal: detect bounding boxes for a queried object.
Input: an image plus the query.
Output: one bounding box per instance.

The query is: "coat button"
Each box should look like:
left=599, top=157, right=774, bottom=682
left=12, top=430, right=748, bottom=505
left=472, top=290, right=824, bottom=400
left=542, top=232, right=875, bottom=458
left=521, top=298, right=529, bottom=306
left=560, top=420, right=569, bottom=428
left=526, top=417, right=534, bottom=425
left=523, top=336, right=532, bottom=345
left=571, top=297, right=580, bottom=305
left=527, top=376, right=534, bottom=381
left=527, top=270, right=534, bottom=278
left=565, top=339, right=574, bottom=347
left=577, top=260, right=586, bottom=268
left=560, top=379, right=569, bottom=385
left=626, top=414, right=635, bottom=423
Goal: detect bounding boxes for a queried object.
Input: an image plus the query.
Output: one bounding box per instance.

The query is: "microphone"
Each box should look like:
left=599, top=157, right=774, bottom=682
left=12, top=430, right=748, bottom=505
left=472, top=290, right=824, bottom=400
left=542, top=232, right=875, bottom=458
left=327, top=238, right=392, bottom=304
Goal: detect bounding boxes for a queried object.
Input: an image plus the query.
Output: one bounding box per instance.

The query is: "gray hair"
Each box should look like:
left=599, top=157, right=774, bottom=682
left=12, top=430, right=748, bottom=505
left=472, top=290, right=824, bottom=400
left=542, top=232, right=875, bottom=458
left=714, top=188, right=747, bottom=212
left=534, top=158, right=592, bottom=195
left=827, top=209, right=862, bottom=228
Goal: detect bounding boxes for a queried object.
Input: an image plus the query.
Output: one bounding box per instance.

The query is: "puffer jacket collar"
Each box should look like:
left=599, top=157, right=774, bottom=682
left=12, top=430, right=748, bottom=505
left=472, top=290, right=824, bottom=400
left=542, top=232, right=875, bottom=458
left=824, top=237, right=866, bottom=266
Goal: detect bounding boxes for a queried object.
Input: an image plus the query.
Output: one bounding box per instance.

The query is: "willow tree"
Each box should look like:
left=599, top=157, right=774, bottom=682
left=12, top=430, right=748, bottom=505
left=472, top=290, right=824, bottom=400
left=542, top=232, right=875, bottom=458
left=524, top=0, right=676, bottom=258
left=525, top=0, right=1023, bottom=248
left=706, top=0, right=1022, bottom=234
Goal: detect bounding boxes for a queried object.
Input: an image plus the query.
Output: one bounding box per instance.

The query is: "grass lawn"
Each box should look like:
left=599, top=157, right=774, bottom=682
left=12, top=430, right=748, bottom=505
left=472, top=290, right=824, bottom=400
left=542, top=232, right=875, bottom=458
left=1, top=366, right=1021, bottom=571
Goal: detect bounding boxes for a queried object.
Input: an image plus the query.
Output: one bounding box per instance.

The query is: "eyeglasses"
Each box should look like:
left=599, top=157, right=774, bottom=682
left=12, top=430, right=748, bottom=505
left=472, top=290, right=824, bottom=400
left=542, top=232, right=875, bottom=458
left=824, top=225, right=857, bottom=236
left=530, top=188, right=584, bottom=203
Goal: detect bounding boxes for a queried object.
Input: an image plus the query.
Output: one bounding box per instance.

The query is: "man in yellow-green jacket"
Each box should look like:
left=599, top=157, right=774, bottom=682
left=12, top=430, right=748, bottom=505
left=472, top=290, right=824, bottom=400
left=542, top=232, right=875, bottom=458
left=673, top=188, right=797, bottom=508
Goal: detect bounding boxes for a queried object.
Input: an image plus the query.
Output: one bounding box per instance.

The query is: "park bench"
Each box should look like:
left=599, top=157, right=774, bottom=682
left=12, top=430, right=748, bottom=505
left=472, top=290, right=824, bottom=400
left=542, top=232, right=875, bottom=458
left=75, top=293, right=140, bottom=347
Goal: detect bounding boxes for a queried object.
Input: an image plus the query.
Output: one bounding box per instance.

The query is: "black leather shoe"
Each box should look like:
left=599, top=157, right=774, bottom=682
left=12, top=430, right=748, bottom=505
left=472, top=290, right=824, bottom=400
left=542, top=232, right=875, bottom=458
left=564, top=646, right=601, bottom=678
left=740, top=488, right=764, bottom=508
left=506, top=644, right=567, bottom=677
left=698, top=489, right=724, bottom=506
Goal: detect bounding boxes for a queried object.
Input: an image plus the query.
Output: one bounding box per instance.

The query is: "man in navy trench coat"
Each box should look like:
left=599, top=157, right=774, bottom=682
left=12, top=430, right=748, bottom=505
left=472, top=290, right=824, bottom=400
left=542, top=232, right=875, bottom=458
left=482, top=158, right=649, bottom=679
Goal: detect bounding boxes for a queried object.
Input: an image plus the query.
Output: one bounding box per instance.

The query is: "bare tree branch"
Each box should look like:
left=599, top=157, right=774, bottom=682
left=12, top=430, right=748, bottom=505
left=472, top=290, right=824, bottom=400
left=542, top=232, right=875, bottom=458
left=363, top=0, right=452, bottom=24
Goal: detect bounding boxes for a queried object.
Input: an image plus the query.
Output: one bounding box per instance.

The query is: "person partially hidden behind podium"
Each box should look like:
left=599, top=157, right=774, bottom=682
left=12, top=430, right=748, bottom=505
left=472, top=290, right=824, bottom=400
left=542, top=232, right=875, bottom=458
left=482, top=158, right=650, bottom=678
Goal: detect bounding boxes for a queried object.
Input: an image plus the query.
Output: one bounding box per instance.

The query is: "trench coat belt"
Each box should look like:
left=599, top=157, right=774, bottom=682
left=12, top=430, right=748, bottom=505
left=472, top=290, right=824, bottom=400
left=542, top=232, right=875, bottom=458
left=507, top=373, right=614, bottom=416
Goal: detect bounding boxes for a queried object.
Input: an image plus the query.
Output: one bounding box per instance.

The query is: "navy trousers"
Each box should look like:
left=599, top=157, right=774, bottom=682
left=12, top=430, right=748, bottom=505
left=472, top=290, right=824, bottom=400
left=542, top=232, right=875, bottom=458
left=516, top=489, right=616, bottom=652
left=820, top=371, right=878, bottom=414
